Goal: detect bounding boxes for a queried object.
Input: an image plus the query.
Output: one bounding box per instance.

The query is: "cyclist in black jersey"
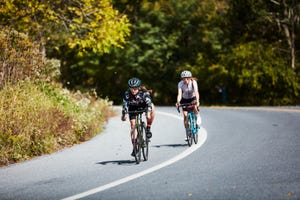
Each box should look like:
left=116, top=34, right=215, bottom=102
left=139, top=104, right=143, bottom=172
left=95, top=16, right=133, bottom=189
left=121, top=77, right=155, bottom=156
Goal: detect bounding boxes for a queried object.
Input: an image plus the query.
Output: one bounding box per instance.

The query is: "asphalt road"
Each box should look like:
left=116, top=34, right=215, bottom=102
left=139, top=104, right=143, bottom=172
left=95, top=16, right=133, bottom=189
left=0, top=106, right=299, bottom=200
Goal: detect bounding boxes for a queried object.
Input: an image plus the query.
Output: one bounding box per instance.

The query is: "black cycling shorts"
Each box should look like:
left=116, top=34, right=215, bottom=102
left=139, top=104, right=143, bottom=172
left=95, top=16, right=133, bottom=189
left=128, top=105, right=147, bottom=120
left=180, top=97, right=196, bottom=104
left=180, top=97, right=196, bottom=111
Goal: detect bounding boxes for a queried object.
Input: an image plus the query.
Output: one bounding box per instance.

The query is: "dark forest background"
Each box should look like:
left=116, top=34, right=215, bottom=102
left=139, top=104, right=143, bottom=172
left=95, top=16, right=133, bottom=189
left=1, top=0, right=300, bottom=106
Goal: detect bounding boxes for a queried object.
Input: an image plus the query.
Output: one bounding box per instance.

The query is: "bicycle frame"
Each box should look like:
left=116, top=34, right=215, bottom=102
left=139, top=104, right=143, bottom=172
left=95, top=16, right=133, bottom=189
left=177, top=103, right=199, bottom=146
left=127, top=109, right=149, bottom=164
left=130, top=109, right=146, bottom=141
left=187, top=111, right=198, bottom=135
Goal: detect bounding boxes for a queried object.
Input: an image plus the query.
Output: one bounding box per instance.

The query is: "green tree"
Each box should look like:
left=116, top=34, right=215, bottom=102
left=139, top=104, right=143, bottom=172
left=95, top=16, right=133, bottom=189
left=268, top=0, right=300, bottom=69
left=225, top=0, right=300, bottom=69
left=16, top=0, right=298, bottom=106
left=221, top=41, right=299, bottom=105
left=106, top=0, right=228, bottom=104
left=199, top=0, right=300, bottom=105
left=0, top=0, right=130, bottom=54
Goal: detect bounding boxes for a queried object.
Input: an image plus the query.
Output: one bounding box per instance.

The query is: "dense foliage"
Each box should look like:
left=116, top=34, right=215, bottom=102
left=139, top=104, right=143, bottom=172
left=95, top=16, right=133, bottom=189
left=0, top=30, right=115, bottom=166
left=0, top=1, right=123, bottom=165
left=0, top=0, right=130, bottom=54
left=1, top=0, right=299, bottom=107
left=0, top=80, right=114, bottom=166
left=58, top=0, right=300, bottom=105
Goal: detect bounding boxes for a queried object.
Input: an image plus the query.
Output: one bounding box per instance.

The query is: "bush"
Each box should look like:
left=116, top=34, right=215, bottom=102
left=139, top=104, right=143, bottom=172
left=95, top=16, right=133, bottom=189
left=0, top=81, right=115, bottom=166
left=0, top=27, right=44, bottom=87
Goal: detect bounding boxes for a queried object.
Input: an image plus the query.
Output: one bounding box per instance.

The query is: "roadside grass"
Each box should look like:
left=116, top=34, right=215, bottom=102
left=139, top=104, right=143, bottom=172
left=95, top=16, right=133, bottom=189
left=0, top=80, right=115, bottom=166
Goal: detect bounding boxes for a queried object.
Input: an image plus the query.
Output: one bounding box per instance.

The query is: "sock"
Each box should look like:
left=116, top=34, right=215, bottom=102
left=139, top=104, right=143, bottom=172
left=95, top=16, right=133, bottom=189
left=131, top=139, right=137, bottom=145
left=197, top=114, right=202, bottom=125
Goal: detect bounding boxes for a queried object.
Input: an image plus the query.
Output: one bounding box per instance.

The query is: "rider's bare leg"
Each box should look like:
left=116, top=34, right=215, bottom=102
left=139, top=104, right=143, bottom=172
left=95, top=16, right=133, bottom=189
left=183, top=110, right=188, bottom=128
left=146, top=104, right=155, bottom=127
left=130, top=119, right=137, bottom=147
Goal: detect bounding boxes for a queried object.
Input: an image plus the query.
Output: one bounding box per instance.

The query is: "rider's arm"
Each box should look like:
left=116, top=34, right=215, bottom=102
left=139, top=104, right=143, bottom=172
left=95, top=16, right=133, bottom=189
left=195, top=90, right=200, bottom=106
left=122, top=90, right=130, bottom=114
left=143, top=91, right=152, bottom=113
left=176, top=88, right=182, bottom=106
left=121, top=91, right=130, bottom=121
left=193, top=80, right=200, bottom=106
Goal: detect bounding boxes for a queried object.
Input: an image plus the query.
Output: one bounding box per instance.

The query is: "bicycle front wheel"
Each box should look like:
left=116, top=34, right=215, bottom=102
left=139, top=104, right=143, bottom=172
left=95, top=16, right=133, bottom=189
left=192, top=115, right=198, bottom=144
left=134, top=127, right=142, bottom=164
left=141, top=123, right=149, bottom=161
left=186, top=115, right=193, bottom=146
left=193, top=131, right=198, bottom=144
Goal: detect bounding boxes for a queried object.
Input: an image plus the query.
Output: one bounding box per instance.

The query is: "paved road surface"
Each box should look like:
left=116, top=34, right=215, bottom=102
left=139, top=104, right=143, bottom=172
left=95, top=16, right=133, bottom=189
left=0, top=106, right=299, bottom=200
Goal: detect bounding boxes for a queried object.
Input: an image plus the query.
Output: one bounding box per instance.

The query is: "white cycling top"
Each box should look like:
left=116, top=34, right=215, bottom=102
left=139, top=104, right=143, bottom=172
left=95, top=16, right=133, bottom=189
left=178, top=79, right=198, bottom=99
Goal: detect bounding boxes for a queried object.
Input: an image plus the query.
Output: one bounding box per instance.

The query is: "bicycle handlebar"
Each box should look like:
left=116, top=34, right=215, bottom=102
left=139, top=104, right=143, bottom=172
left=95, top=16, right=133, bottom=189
left=176, top=103, right=197, bottom=113
left=125, top=109, right=147, bottom=114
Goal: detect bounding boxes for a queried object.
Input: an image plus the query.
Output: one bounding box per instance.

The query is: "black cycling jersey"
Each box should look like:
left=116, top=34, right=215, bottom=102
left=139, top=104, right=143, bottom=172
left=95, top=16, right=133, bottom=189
left=122, top=89, right=152, bottom=115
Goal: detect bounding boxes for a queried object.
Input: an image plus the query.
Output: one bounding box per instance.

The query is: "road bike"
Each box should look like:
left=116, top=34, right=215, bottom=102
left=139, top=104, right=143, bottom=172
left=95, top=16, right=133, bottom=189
left=177, top=103, right=200, bottom=146
left=127, top=109, right=149, bottom=164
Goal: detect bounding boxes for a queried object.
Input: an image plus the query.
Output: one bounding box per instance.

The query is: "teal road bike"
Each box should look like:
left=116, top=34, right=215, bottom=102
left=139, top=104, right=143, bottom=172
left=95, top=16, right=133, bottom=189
left=177, top=103, right=200, bottom=147
left=127, top=109, right=149, bottom=164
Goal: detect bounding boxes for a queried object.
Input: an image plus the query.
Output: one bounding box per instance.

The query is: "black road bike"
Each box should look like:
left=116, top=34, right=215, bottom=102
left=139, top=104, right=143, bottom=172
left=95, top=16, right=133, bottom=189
left=127, top=109, right=149, bottom=164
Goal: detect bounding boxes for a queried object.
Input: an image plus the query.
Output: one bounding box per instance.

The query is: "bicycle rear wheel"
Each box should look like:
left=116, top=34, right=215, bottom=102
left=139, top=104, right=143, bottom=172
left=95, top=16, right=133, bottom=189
left=141, top=123, right=149, bottom=161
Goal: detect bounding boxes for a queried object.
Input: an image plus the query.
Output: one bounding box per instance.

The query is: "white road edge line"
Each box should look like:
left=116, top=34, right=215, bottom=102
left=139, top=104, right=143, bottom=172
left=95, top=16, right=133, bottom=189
left=61, top=111, right=207, bottom=200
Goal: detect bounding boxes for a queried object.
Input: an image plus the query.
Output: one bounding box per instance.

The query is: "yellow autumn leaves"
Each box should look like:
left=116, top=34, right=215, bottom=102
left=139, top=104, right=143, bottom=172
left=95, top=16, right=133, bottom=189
left=1, top=0, right=131, bottom=54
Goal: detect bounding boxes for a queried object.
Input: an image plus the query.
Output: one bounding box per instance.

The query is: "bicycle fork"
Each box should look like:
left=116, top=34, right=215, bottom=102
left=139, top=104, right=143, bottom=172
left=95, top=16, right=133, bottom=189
left=189, top=112, right=199, bottom=134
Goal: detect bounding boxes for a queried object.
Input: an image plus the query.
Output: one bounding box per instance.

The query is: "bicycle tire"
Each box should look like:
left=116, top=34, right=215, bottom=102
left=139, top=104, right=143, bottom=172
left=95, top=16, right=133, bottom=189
left=185, top=115, right=192, bottom=146
left=193, top=131, right=198, bottom=144
left=141, top=122, right=149, bottom=161
left=192, top=114, right=198, bottom=144
left=133, top=142, right=140, bottom=164
left=134, top=126, right=142, bottom=164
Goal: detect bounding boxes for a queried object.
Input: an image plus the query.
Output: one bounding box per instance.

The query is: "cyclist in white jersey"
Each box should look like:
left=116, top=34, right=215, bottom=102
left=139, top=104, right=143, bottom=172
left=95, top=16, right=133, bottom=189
left=176, top=70, right=201, bottom=129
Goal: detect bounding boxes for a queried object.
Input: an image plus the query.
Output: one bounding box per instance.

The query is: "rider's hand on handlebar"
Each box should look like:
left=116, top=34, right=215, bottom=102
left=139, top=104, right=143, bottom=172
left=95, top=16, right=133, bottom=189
left=146, top=112, right=151, bottom=119
left=121, top=114, right=127, bottom=121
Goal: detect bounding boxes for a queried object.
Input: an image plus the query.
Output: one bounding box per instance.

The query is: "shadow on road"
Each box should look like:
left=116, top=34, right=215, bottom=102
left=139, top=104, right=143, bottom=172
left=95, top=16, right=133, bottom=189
left=152, top=143, right=188, bottom=148
left=96, top=144, right=187, bottom=166
left=96, top=160, right=136, bottom=166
